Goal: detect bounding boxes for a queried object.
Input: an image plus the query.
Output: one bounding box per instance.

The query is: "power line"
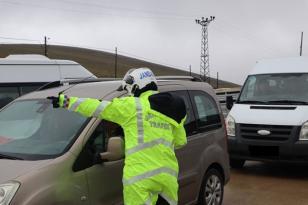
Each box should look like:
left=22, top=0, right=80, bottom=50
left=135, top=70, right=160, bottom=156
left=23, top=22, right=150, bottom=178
left=0, top=36, right=190, bottom=72
left=58, top=43, right=191, bottom=72
left=213, top=19, right=281, bottom=55
left=26, top=0, right=200, bottom=21
left=0, top=0, right=193, bottom=21
left=210, top=23, right=279, bottom=57
left=53, top=0, right=193, bottom=18
left=0, top=36, right=41, bottom=43
left=118, top=50, right=188, bottom=71
left=48, top=41, right=115, bottom=53
left=0, top=0, right=297, bottom=58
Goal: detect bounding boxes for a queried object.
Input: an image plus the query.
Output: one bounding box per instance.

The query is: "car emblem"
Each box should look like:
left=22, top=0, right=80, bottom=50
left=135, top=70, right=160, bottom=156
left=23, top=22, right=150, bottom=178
left=257, top=130, right=271, bottom=136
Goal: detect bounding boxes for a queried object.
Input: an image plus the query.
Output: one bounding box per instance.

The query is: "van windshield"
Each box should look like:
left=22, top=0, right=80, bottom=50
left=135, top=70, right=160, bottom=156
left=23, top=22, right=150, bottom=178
left=238, top=73, right=308, bottom=105
left=0, top=99, right=88, bottom=160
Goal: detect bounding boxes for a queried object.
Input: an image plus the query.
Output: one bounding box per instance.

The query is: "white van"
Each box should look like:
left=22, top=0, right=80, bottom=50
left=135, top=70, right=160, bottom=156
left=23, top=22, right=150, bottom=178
left=0, top=54, right=95, bottom=107
left=226, top=57, right=308, bottom=168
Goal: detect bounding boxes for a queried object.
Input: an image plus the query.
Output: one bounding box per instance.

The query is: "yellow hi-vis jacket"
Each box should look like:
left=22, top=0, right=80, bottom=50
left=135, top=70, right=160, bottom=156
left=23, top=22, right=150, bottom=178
left=59, top=90, right=187, bottom=205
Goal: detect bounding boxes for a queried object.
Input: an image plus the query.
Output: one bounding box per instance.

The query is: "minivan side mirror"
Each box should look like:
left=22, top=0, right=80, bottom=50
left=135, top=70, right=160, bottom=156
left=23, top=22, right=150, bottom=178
left=226, top=96, right=234, bottom=110
left=100, top=137, right=124, bottom=162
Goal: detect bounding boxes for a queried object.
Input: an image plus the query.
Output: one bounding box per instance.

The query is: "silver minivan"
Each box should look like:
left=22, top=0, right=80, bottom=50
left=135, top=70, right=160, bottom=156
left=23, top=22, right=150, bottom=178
left=0, top=77, right=230, bottom=205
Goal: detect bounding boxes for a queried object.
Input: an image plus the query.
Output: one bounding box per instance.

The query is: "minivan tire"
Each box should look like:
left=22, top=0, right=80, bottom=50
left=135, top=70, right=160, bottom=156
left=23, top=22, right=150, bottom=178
left=230, top=158, right=245, bottom=169
left=198, top=168, right=224, bottom=205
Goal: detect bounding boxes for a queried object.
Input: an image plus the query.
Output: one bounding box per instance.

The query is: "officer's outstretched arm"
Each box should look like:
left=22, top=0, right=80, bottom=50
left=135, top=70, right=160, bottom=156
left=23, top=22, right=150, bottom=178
left=173, top=117, right=187, bottom=149
left=58, top=94, right=134, bottom=126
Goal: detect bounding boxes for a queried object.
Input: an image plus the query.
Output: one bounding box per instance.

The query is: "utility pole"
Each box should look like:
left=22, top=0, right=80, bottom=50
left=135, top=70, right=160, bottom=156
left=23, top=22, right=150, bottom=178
left=115, top=47, right=118, bottom=78
left=189, top=65, right=192, bottom=76
left=300, top=32, right=304, bottom=56
left=216, top=72, right=219, bottom=88
left=44, top=36, right=48, bottom=57
left=195, top=16, right=215, bottom=83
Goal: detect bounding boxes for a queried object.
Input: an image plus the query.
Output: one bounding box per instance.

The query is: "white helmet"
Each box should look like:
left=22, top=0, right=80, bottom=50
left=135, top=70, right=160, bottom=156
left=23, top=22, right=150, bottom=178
left=122, top=68, right=157, bottom=96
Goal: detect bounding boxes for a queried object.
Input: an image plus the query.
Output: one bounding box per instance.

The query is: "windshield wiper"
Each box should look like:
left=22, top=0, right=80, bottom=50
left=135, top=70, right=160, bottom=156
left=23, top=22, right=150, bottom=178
left=237, top=100, right=267, bottom=104
left=0, top=153, right=24, bottom=160
left=267, top=100, right=308, bottom=105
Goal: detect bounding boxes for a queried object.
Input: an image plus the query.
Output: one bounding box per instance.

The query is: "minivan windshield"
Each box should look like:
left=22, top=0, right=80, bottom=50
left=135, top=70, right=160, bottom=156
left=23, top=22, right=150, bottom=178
left=238, top=73, right=308, bottom=105
left=0, top=99, right=87, bottom=160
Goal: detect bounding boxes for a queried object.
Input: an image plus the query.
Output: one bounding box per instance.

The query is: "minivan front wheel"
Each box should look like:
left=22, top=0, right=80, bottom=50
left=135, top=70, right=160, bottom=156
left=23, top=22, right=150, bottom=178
left=198, top=168, right=224, bottom=205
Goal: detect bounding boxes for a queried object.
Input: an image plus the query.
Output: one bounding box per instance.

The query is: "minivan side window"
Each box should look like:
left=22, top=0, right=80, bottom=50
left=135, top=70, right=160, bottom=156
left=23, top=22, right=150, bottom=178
left=73, top=121, right=123, bottom=172
left=189, top=91, right=222, bottom=132
left=169, top=91, right=197, bottom=137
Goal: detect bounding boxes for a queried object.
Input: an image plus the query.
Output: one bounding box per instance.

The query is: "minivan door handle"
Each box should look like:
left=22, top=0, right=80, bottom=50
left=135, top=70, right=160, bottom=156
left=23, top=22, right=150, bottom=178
left=191, top=131, right=198, bottom=135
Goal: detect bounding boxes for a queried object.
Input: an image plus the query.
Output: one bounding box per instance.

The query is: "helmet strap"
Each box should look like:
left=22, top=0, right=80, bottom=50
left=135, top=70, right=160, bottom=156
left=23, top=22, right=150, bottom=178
left=133, top=82, right=158, bottom=97
left=131, top=84, right=139, bottom=95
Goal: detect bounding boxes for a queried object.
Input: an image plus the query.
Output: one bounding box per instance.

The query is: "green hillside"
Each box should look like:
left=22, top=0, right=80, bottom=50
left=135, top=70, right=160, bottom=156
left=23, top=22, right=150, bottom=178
left=0, top=44, right=239, bottom=88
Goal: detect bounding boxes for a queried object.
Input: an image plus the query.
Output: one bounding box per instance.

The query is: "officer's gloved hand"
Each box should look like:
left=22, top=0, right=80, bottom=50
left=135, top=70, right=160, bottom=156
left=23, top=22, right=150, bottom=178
left=47, top=94, right=69, bottom=108
left=47, top=96, right=60, bottom=108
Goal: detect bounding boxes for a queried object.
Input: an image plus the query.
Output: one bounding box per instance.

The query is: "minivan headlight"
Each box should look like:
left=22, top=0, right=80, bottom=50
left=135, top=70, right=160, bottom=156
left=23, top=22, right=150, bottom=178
left=299, top=121, right=308, bottom=140
left=226, top=115, right=236, bottom=136
left=0, top=182, right=19, bottom=205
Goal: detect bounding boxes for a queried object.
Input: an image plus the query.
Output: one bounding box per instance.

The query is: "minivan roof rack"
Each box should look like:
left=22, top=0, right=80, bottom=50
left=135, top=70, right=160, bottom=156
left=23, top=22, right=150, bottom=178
left=37, top=81, right=62, bottom=91
left=37, top=78, right=121, bottom=91
left=37, top=76, right=202, bottom=91
left=156, top=76, right=202, bottom=82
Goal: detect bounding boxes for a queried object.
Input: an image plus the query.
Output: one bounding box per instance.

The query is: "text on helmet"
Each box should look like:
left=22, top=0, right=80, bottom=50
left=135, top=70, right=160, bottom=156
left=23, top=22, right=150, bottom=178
left=140, top=71, right=153, bottom=80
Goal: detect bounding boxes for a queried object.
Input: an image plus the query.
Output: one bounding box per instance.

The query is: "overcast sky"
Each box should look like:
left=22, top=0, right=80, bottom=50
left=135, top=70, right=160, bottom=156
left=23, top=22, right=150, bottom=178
left=0, top=0, right=308, bottom=84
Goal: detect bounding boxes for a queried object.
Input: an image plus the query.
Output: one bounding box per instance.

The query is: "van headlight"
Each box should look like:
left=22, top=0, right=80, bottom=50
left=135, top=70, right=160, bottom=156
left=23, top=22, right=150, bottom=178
left=226, top=115, right=236, bottom=136
left=299, top=122, right=308, bottom=140
left=0, top=182, right=19, bottom=205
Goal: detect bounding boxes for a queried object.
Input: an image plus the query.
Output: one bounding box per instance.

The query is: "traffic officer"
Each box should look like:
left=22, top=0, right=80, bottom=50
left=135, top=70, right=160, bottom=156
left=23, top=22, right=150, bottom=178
left=48, top=68, right=187, bottom=205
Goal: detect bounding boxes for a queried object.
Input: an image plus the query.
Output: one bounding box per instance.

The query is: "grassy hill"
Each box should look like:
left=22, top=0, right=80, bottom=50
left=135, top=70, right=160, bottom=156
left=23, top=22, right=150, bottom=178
left=0, top=44, right=239, bottom=88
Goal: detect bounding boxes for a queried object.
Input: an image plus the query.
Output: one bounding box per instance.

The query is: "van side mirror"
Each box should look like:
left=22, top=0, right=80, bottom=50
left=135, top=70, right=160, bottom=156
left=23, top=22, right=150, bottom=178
left=100, top=137, right=124, bottom=162
left=226, top=96, right=234, bottom=110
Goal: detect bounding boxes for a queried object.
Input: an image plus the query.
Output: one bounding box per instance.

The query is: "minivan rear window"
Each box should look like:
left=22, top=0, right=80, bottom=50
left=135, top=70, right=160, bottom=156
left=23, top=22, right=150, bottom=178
left=0, top=99, right=88, bottom=160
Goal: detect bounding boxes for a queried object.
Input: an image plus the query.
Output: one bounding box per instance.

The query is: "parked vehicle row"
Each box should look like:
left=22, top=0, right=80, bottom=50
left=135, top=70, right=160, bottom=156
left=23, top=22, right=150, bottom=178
left=3, top=54, right=306, bottom=204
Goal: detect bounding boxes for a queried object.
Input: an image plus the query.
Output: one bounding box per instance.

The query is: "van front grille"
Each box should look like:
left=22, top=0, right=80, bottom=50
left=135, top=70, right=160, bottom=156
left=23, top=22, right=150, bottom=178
left=239, top=124, right=294, bottom=141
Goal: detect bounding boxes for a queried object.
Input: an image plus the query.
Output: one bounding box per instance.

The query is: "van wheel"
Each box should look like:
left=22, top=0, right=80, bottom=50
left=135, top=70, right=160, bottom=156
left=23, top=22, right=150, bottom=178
left=198, top=168, right=224, bottom=205
left=230, top=159, right=245, bottom=169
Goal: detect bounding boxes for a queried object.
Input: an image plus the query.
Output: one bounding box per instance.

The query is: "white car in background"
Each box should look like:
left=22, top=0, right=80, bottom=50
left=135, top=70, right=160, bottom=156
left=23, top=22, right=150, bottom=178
left=0, top=54, right=95, bottom=107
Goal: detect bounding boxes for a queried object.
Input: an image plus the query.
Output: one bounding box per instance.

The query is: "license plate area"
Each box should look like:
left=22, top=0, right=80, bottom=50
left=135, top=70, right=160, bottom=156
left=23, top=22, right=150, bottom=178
left=249, top=145, right=279, bottom=158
